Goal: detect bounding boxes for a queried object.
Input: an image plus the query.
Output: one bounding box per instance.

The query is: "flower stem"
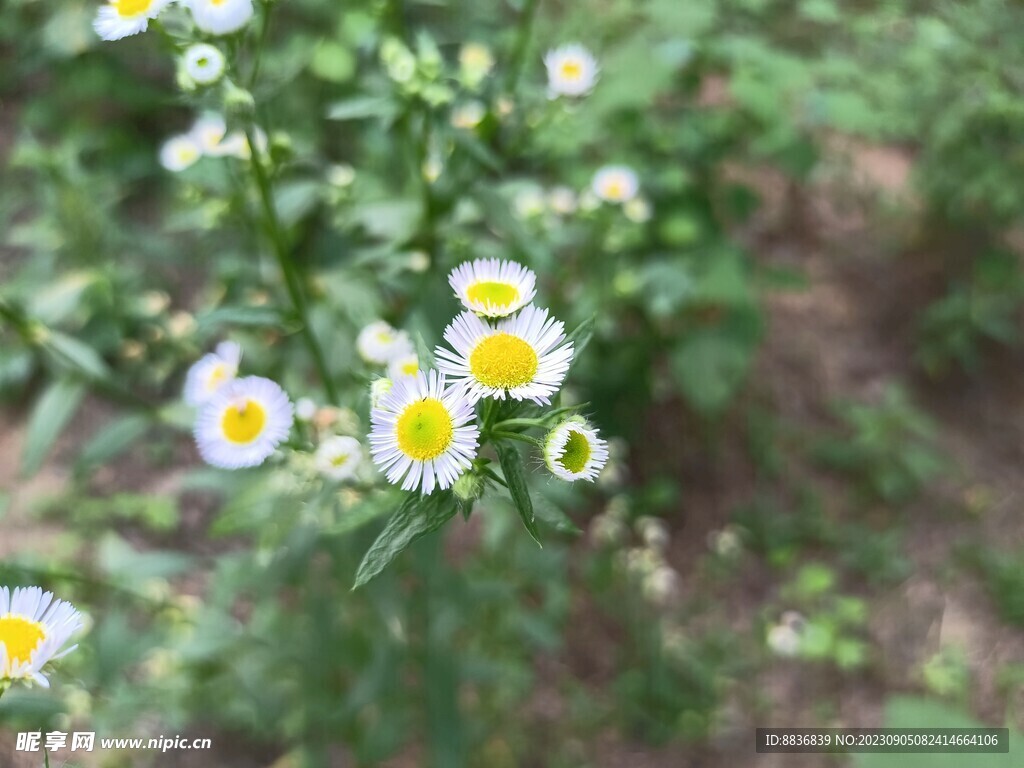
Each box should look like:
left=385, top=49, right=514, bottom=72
left=244, top=128, right=340, bottom=404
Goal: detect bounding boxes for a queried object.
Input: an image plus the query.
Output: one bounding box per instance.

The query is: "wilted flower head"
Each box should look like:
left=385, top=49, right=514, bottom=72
left=0, top=586, right=84, bottom=689
left=93, top=0, right=172, bottom=42
left=544, top=44, right=599, bottom=97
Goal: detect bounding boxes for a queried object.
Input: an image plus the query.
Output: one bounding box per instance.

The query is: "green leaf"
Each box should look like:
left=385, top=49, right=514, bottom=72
left=496, top=441, right=541, bottom=546
left=353, top=492, right=457, bottom=588
left=326, top=95, right=399, bottom=121
left=44, top=331, right=110, bottom=380
left=564, top=315, right=595, bottom=362
left=22, top=378, right=86, bottom=476
left=76, top=414, right=151, bottom=472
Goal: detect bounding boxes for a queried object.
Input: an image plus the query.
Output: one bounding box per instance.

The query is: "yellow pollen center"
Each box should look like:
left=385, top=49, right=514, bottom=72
left=206, top=363, right=230, bottom=390
left=331, top=453, right=350, bottom=467
left=560, top=61, right=583, bottom=80
left=604, top=179, right=625, bottom=200
left=396, top=398, right=454, bottom=461
left=466, top=281, right=519, bottom=309
left=469, top=333, right=538, bottom=389
left=558, top=430, right=591, bottom=474
left=221, top=399, right=267, bottom=444
left=401, top=361, right=419, bottom=375
left=115, top=0, right=153, bottom=17
left=0, top=615, right=46, bottom=665
left=376, top=332, right=394, bottom=344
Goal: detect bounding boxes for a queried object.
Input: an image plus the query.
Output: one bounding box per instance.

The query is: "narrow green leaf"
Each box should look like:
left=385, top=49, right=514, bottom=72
left=76, top=414, right=151, bottom=472
left=496, top=441, right=541, bottom=546
left=565, top=315, right=595, bottom=361
left=326, top=95, right=398, bottom=121
left=353, top=492, right=457, bottom=588
left=45, top=331, right=110, bottom=380
left=22, top=378, right=85, bottom=476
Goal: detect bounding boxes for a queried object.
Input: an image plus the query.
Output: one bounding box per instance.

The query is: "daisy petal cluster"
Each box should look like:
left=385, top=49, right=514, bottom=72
left=543, top=416, right=609, bottom=482
left=544, top=44, right=600, bottom=98
left=0, top=586, right=83, bottom=690
left=369, top=370, right=479, bottom=495
left=93, top=0, right=172, bottom=42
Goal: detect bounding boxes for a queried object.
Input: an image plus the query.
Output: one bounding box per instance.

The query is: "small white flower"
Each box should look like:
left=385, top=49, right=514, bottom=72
left=357, top=321, right=413, bottom=366
left=159, top=134, right=202, bottom=172
left=407, top=250, right=431, bottom=273
left=183, top=43, right=226, bottom=85
left=543, top=417, right=609, bottom=482
left=548, top=186, right=578, bottom=216
left=388, top=352, right=420, bottom=380
left=194, top=376, right=293, bottom=469
left=459, top=42, right=494, bottom=87
left=369, top=370, right=479, bottom=495
left=436, top=306, right=573, bottom=405
left=93, top=0, right=171, bottom=42
left=451, top=101, right=486, bottom=130
left=183, top=341, right=242, bottom=406
left=447, top=258, right=537, bottom=318
left=544, top=44, right=599, bottom=97
left=294, top=397, right=317, bottom=422
left=623, top=197, right=652, bottom=223
left=314, top=435, right=363, bottom=482
left=592, top=165, right=640, bottom=204
left=187, top=0, right=254, bottom=36
left=0, top=586, right=83, bottom=688
left=188, top=113, right=228, bottom=155
left=369, top=378, right=393, bottom=408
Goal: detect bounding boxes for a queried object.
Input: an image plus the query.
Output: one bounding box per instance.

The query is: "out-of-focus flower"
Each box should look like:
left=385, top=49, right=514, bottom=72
left=369, top=378, right=393, bottom=409
left=168, top=311, right=196, bottom=339
left=93, top=0, right=171, bottom=42
left=189, top=114, right=229, bottom=155
left=448, top=258, right=537, bottom=318
left=767, top=621, right=802, bottom=658
left=436, top=306, right=573, bottom=405
left=314, top=435, right=363, bottom=482
left=159, top=135, right=202, bottom=172
left=636, top=516, right=670, bottom=552
left=369, top=370, right=479, bottom=495
left=194, top=376, right=293, bottom=469
left=407, top=250, right=431, bottom=273
left=381, top=38, right=417, bottom=84
left=183, top=43, right=226, bottom=85
left=548, top=186, right=578, bottom=216
left=451, top=101, right=487, bottom=130
left=623, top=197, right=652, bottom=223
left=422, top=155, right=444, bottom=184
left=590, top=512, right=627, bottom=546
left=544, top=44, right=599, bottom=97
left=709, top=525, right=744, bottom=558
left=592, top=165, right=640, bottom=204
left=0, top=586, right=84, bottom=689
left=513, top=187, right=547, bottom=219
left=459, top=42, right=494, bottom=87
left=388, top=352, right=420, bottom=380
left=643, top=565, right=681, bottom=605
left=357, top=321, right=413, bottom=366
left=327, top=164, right=356, bottom=187
left=543, top=416, right=609, bottom=482
left=183, top=341, right=241, bottom=406
left=187, top=0, right=254, bottom=36
left=294, top=397, right=317, bottom=423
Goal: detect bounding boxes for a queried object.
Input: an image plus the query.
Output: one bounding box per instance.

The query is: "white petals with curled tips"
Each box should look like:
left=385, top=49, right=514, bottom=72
left=93, top=0, right=172, bottom=42
left=186, top=0, right=254, bottom=36
left=543, top=417, right=609, bottom=482
left=435, top=305, right=573, bottom=405
left=194, top=376, right=293, bottom=469
left=369, top=370, right=479, bottom=495
left=183, top=341, right=242, bottom=406
left=448, top=258, right=537, bottom=318
left=544, top=44, right=599, bottom=97
left=0, top=586, right=84, bottom=689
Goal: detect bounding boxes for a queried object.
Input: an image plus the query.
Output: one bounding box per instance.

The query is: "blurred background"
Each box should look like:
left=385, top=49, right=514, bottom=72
left=1, top=0, right=1023, bottom=765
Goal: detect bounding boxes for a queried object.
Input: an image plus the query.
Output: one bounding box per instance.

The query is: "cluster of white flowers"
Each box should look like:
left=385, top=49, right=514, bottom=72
left=184, top=341, right=294, bottom=469
left=94, top=0, right=254, bottom=43
left=159, top=113, right=266, bottom=172
left=368, top=258, right=609, bottom=495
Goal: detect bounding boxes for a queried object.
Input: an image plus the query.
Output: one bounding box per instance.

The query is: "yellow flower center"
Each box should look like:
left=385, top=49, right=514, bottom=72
left=115, top=0, right=154, bottom=17
left=221, top=399, right=267, bottom=444
left=466, top=281, right=519, bottom=309
left=376, top=331, right=394, bottom=344
left=560, top=60, right=583, bottom=80
left=206, top=363, right=230, bottom=391
left=603, top=179, right=625, bottom=200
left=396, top=398, right=454, bottom=461
left=330, top=453, right=350, bottom=467
left=0, top=614, right=47, bottom=665
left=558, top=430, right=591, bottom=474
left=469, top=333, right=538, bottom=389
left=400, top=361, right=419, bottom=376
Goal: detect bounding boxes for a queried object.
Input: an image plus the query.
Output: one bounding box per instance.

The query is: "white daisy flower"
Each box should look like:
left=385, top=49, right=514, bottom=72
left=369, top=370, right=479, bottom=495
left=189, top=113, right=228, bottom=155
left=159, top=135, right=202, bottom=172
left=388, top=352, right=420, bottom=380
left=0, top=586, right=83, bottom=689
left=194, top=376, right=293, bottom=469
left=93, top=0, right=171, bottom=42
left=183, top=43, right=226, bottom=85
left=544, top=44, right=599, bottom=98
left=435, top=305, right=573, bottom=405
left=592, top=165, right=640, bottom=204
left=369, top=377, right=393, bottom=408
left=187, top=0, right=254, bottom=36
left=314, top=435, right=363, bottom=482
left=448, top=258, right=537, bottom=319
left=356, top=321, right=413, bottom=366
left=543, top=417, right=609, bottom=482
left=183, top=341, right=241, bottom=406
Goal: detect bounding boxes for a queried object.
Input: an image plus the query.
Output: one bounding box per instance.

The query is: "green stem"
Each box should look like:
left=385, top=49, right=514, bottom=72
left=248, top=0, right=274, bottom=89
left=245, top=128, right=340, bottom=404
left=481, top=398, right=499, bottom=437
left=492, top=430, right=542, bottom=448
left=492, top=417, right=547, bottom=432
left=504, top=0, right=541, bottom=94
